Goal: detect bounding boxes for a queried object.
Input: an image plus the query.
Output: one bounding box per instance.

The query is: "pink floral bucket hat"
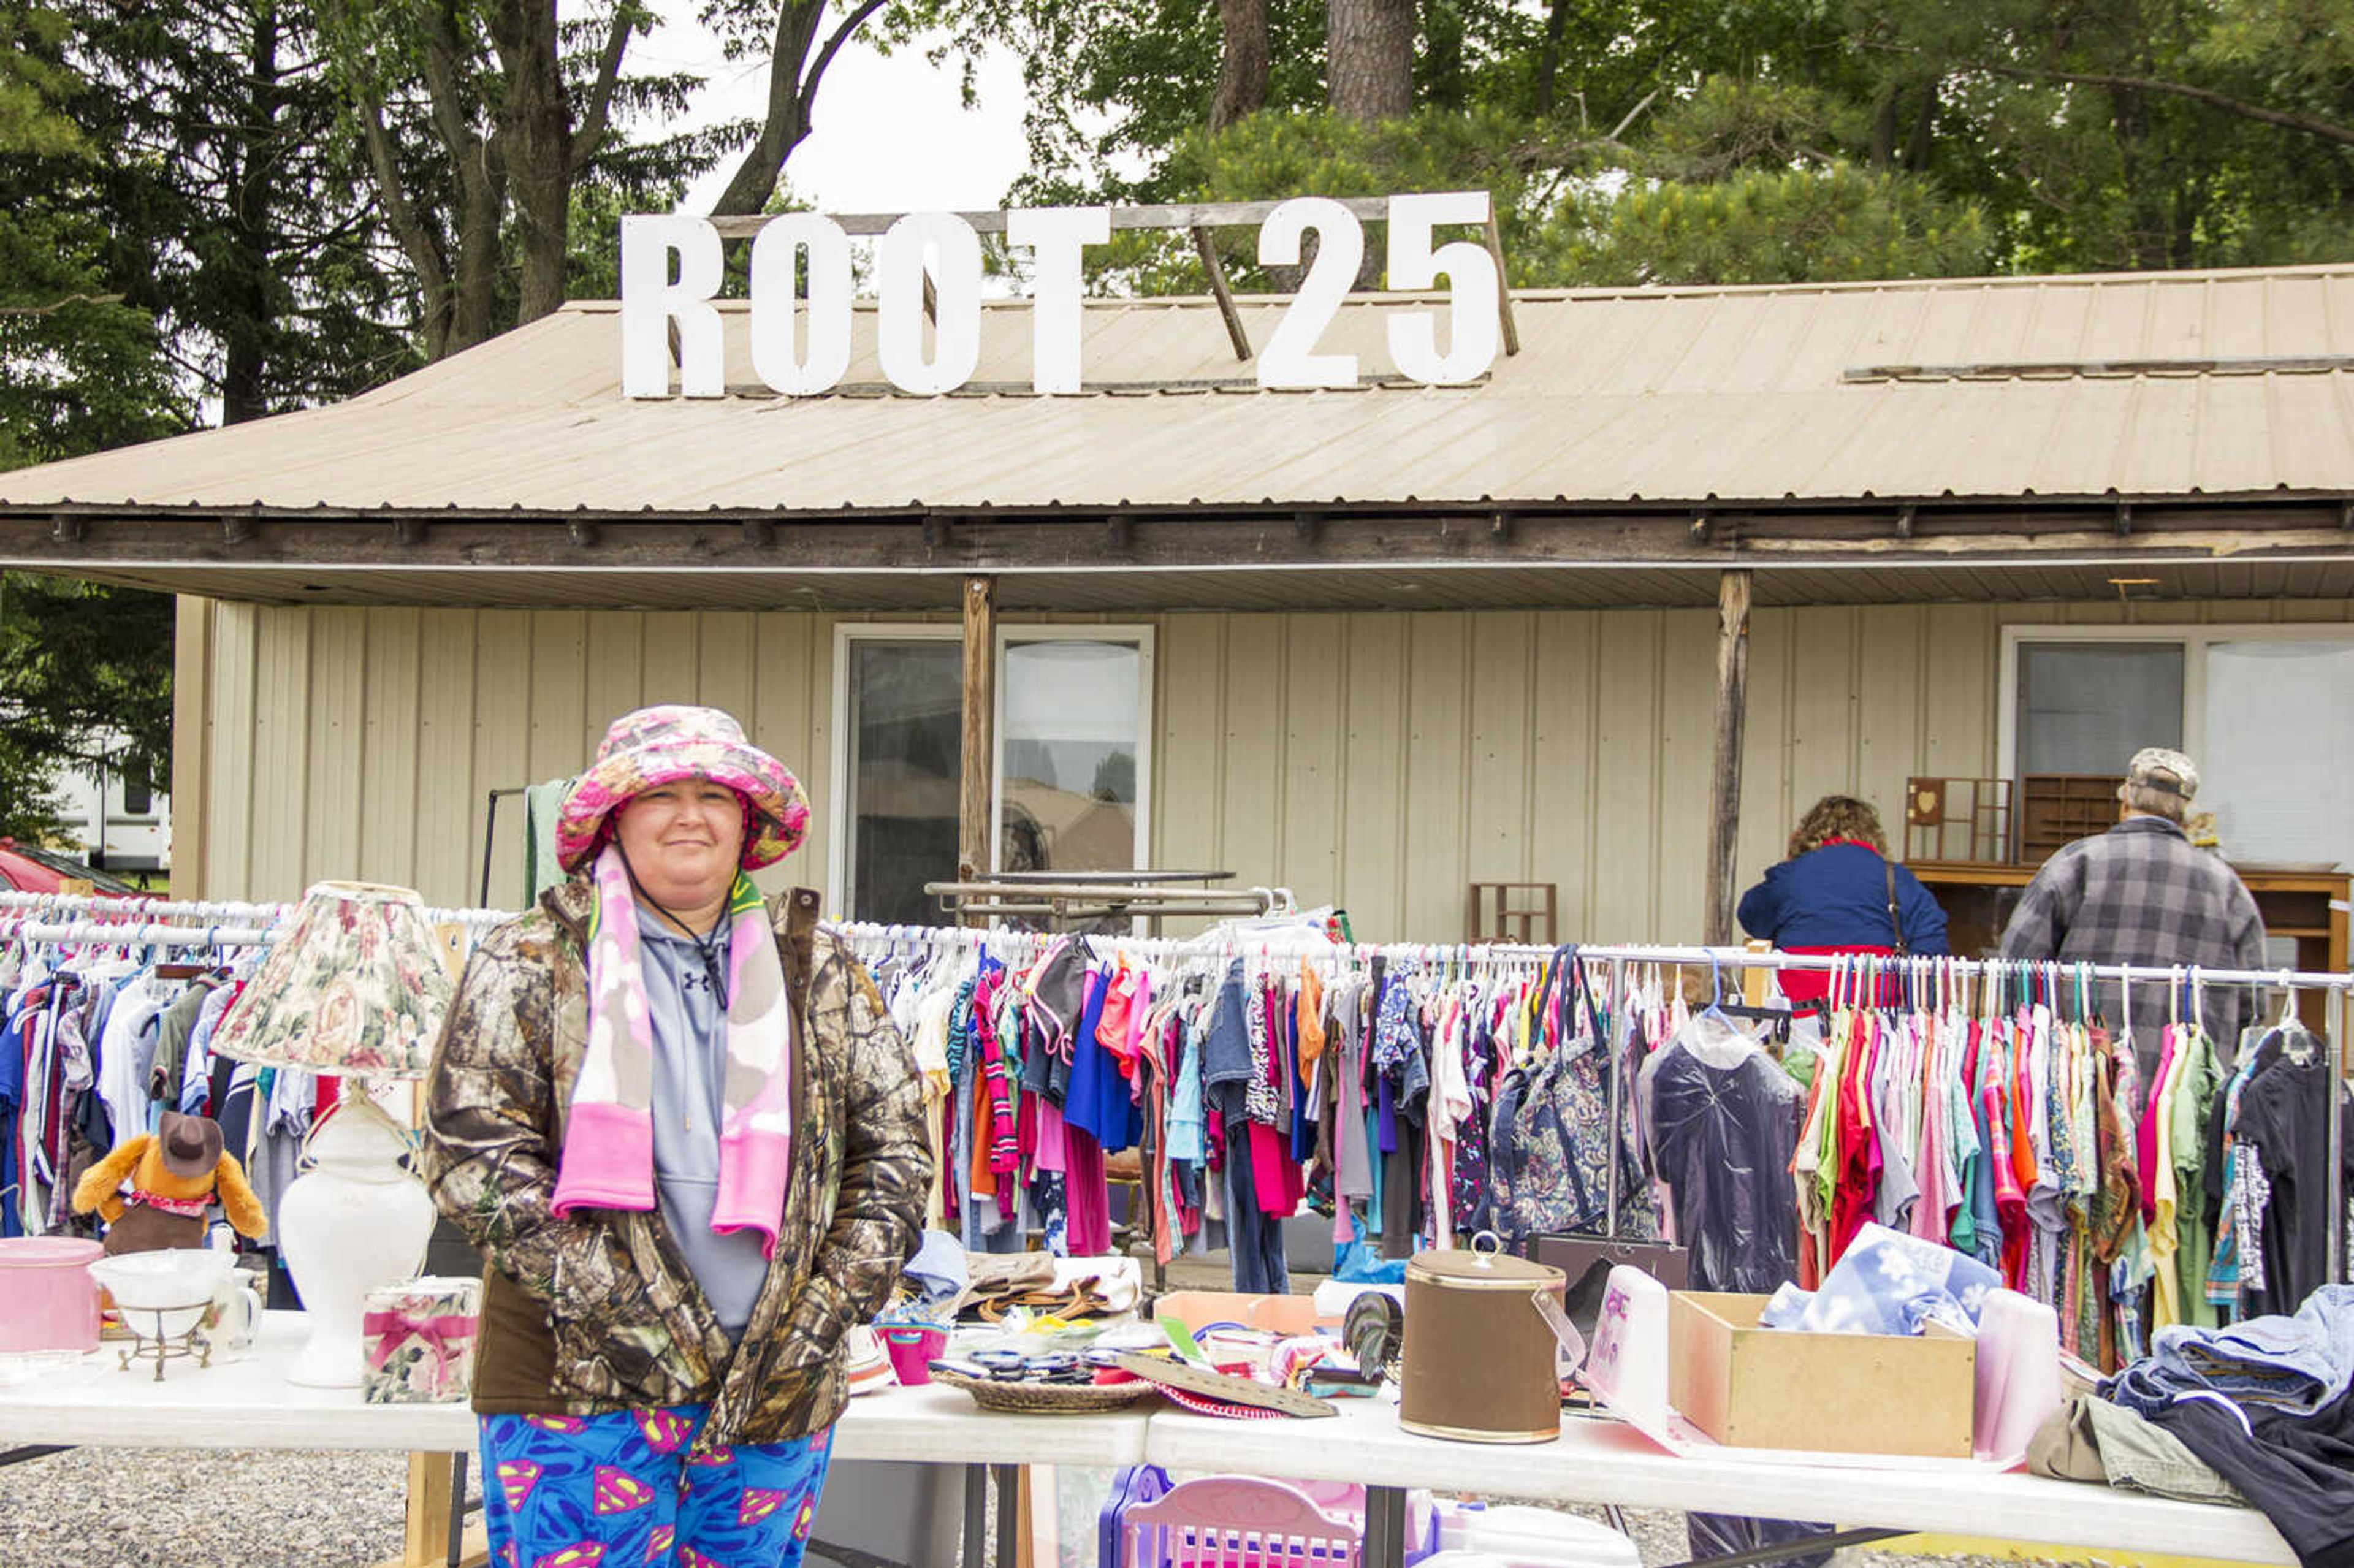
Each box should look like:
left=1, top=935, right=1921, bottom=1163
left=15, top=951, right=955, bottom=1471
left=555, top=705, right=811, bottom=873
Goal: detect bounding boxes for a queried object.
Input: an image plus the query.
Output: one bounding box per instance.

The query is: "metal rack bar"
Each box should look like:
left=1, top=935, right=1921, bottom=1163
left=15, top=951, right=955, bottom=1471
left=845, top=920, right=2354, bottom=993
left=4, top=921, right=273, bottom=948
left=0, top=890, right=512, bottom=928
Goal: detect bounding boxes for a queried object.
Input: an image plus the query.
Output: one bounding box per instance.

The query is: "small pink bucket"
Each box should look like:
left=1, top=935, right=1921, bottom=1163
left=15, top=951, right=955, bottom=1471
left=0, top=1238, right=104, bottom=1353
left=880, top=1326, right=947, bottom=1387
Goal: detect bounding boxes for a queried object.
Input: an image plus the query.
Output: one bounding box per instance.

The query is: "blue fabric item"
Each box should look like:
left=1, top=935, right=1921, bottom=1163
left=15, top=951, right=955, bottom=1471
left=2108, top=1285, right=2354, bottom=1420
left=1289, top=1053, right=1315, bottom=1166
left=478, top=1406, right=833, bottom=1568
left=638, top=917, right=772, bottom=1339
left=1372, top=976, right=1417, bottom=1071
left=0, top=997, right=19, bottom=1239
left=1760, top=1223, right=2001, bottom=1337
left=1967, top=1080, right=2002, bottom=1268
left=1064, top=966, right=1137, bottom=1152
left=1167, top=1016, right=1206, bottom=1163
left=1736, top=841, right=1950, bottom=954
left=902, top=1228, right=969, bottom=1304
left=945, top=976, right=977, bottom=1084
left=1200, top=962, right=1254, bottom=1106
left=1333, top=1215, right=1407, bottom=1283
left=1222, top=1114, right=1289, bottom=1294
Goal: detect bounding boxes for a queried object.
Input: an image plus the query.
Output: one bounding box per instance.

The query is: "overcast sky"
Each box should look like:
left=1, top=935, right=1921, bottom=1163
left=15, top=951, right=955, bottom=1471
left=633, top=5, right=1034, bottom=215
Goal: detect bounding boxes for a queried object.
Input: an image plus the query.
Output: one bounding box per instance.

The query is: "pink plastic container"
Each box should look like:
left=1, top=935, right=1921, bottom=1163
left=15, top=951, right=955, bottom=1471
left=881, top=1326, right=947, bottom=1387
left=0, top=1238, right=105, bottom=1353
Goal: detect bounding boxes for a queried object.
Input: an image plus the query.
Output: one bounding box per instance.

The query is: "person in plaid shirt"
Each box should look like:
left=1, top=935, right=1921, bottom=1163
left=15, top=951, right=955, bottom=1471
left=2000, top=746, right=2266, bottom=1077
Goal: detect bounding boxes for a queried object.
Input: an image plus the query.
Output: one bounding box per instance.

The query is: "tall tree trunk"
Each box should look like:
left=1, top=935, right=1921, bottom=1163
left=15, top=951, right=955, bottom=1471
left=1902, top=85, right=1936, bottom=172
left=417, top=12, right=505, bottom=355
left=1421, top=0, right=1464, bottom=108
left=449, top=159, right=506, bottom=354
left=491, top=2, right=571, bottom=324
left=1211, top=0, right=1270, bottom=131
left=2111, top=82, right=2168, bottom=270
left=1868, top=83, right=1900, bottom=168
left=1326, top=0, right=1414, bottom=121
left=1533, top=0, right=1571, bottom=118
left=222, top=3, right=282, bottom=425
left=710, top=0, right=888, bottom=218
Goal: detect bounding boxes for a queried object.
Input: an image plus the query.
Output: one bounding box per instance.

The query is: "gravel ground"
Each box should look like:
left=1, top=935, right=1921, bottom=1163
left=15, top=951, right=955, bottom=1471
left=0, top=1442, right=2063, bottom=1568
left=0, top=1445, right=409, bottom=1568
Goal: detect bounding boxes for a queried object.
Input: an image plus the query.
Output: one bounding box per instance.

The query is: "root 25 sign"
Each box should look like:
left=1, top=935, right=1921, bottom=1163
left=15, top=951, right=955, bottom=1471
left=620, top=191, right=1501, bottom=398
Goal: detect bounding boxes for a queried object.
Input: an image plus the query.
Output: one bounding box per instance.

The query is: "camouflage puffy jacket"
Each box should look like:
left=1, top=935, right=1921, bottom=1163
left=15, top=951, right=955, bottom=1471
left=418, top=877, right=929, bottom=1452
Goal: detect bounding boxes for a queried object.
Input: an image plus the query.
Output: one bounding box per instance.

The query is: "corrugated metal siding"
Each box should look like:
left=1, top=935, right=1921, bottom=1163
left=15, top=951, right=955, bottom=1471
left=183, top=598, right=2354, bottom=940
left=186, top=602, right=844, bottom=911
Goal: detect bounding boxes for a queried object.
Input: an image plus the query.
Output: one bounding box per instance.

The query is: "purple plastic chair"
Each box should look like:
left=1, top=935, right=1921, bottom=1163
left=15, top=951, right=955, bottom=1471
left=1119, top=1475, right=1364, bottom=1568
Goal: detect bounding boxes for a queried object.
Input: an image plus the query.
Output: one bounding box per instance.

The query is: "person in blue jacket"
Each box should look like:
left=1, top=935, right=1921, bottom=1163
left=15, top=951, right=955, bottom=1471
left=1737, top=794, right=1948, bottom=1003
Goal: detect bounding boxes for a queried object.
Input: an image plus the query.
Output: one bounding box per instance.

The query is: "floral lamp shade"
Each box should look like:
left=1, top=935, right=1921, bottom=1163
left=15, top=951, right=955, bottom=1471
left=210, top=881, right=455, bottom=1078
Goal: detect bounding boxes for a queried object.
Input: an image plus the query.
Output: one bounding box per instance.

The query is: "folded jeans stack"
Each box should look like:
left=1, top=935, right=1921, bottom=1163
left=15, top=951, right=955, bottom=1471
left=2100, top=1285, right=2354, bottom=1568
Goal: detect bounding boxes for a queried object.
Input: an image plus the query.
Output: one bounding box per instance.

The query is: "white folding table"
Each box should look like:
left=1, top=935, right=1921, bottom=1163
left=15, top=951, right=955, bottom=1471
left=0, top=1312, right=1149, bottom=1568
left=2, top=1314, right=2300, bottom=1568
left=1142, top=1392, right=2298, bottom=1568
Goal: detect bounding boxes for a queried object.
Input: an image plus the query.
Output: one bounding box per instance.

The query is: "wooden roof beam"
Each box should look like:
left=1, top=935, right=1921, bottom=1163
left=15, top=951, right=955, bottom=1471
left=1482, top=212, right=1520, bottom=357
left=706, top=197, right=1517, bottom=365
left=707, top=198, right=1393, bottom=242
left=1193, top=227, right=1251, bottom=362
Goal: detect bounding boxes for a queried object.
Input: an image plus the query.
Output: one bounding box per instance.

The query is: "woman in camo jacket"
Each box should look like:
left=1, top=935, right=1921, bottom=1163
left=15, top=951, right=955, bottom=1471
left=419, top=704, right=930, bottom=1568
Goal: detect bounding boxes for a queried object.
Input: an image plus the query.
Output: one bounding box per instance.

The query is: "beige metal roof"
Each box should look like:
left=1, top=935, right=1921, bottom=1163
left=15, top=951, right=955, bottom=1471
left=13, top=264, right=2354, bottom=517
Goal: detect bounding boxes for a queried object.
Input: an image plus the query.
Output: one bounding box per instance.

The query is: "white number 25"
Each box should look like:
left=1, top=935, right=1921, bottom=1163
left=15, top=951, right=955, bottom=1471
left=1256, top=191, right=1502, bottom=390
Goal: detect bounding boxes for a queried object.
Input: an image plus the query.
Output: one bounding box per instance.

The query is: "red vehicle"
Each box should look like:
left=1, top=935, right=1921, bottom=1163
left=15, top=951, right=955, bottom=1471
left=0, top=837, right=146, bottom=896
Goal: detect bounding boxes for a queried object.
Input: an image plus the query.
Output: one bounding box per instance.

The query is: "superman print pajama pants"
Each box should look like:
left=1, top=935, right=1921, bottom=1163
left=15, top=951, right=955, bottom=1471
left=479, top=1406, right=834, bottom=1568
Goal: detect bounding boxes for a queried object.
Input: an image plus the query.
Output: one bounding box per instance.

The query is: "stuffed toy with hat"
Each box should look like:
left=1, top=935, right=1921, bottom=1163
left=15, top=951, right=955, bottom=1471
left=72, top=1110, right=268, bottom=1254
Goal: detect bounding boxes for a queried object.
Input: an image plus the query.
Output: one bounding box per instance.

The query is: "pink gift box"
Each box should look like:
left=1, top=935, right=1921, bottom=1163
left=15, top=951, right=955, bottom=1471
left=360, top=1277, right=481, bottom=1404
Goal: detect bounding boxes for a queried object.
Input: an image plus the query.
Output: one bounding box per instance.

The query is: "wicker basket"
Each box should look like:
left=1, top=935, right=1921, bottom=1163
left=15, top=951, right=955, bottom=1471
left=930, top=1369, right=1158, bottom=1414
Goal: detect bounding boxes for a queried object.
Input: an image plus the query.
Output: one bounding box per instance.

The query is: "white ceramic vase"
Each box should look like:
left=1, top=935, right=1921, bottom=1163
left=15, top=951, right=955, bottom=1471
left=278, top=1096, right=435, bottom=1388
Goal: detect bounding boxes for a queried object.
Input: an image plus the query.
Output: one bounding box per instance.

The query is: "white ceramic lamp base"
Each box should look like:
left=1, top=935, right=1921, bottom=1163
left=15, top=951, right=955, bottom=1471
left=278, top=1096, right=435, bottom=1388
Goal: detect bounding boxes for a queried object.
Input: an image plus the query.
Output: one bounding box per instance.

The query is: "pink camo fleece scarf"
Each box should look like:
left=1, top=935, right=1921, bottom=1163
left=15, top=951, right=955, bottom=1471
left=550, top=846, right=795, bottom=1255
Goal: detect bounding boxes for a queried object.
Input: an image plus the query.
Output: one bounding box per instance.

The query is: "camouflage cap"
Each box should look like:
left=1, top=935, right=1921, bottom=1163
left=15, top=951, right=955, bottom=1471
left=2123, top=746, right=2199, bottom=801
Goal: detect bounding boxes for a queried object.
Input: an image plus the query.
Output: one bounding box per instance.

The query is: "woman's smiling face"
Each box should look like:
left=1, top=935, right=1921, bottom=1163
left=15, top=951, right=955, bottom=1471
left=614, top=777, right=745, bottom=908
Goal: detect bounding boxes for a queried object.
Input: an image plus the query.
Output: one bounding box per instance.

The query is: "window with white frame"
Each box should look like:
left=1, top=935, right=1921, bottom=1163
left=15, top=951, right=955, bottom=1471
left=2000, top=625, right=2354, bottom=871
left=829, top=625, right=1154, bottom=924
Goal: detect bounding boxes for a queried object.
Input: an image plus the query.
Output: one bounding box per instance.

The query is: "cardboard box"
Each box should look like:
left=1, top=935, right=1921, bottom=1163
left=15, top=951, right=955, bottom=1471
left=1668, top=1291, right=1975, bottom=1458
left=1149, top=1288, right=1322, bottom=1336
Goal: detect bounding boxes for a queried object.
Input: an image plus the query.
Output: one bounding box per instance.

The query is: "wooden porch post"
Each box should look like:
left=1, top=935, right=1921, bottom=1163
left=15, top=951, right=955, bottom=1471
left=958, top=576, right=997, bottom=901
left=169, top=595, right=213, bottom=900
left=1705, top=569, right=1754, bottom=946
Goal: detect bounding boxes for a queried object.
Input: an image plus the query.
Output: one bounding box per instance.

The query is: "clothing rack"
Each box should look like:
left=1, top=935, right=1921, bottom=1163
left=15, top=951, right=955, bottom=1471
left=920, top=879, right=1298, bottom=931
left=838, top=921, right=2354, bottom=993
left=0, top=891, right=513, bottom=931
left=836, top=923, right=2350, bottom=1285
left=4, top=921, right=274, bottom=949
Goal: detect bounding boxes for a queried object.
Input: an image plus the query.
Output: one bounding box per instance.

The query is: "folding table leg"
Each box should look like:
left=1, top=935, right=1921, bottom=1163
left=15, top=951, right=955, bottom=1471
left=447, top=1452, right=470, bottom=1568
left=962, top=1464, right=989, bottom=1567
left=1362, top=1485, right=1409, bottom=1568
left=367, top=1453, right=488, bottom=1568
left=991, top=1464, right=1021, bottom=1568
